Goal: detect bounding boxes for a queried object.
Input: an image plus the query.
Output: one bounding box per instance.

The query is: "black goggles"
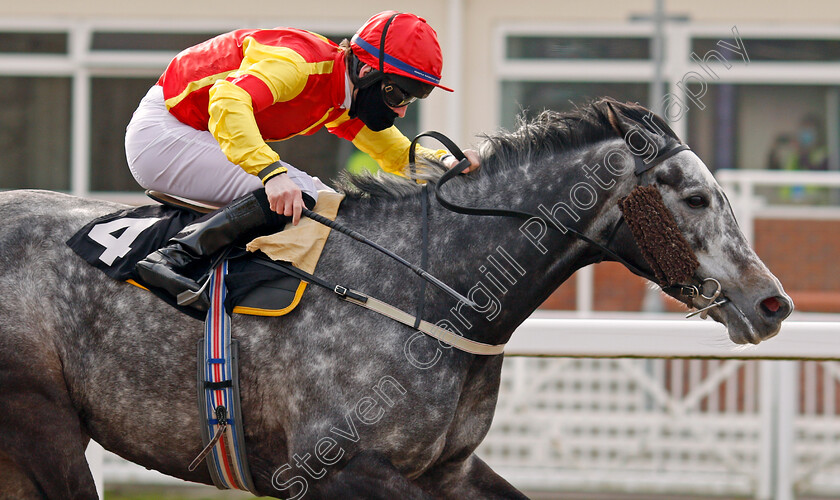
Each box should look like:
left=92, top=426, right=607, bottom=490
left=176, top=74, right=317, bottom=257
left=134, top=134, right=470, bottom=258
left=381, top=81, right=417, bottom=108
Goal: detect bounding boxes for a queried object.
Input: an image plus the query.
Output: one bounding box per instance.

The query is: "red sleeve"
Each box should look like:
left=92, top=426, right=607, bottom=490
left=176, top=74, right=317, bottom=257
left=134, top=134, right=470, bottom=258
left=228, top=73, right=275, bottom=112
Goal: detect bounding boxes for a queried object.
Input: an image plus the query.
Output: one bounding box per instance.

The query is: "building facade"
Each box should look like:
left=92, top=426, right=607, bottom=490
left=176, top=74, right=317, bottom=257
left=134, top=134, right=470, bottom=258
left=1, top=0, right=838, bottom=312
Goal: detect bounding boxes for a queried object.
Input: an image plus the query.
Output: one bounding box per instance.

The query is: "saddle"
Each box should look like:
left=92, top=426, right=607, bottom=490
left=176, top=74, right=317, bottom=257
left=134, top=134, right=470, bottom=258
left=67, top=190, right=343, bottom=319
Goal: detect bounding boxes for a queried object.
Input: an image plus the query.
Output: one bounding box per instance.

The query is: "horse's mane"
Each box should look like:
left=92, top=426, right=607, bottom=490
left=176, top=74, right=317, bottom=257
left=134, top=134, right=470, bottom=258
left=337, top=97, right=682, bottom=200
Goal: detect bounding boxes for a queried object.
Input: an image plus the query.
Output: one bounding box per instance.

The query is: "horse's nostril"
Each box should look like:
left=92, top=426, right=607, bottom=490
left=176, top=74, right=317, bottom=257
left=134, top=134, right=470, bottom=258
left=762, top=297, right=781, bottom=313
left=759, top=295, right=791, bottom=320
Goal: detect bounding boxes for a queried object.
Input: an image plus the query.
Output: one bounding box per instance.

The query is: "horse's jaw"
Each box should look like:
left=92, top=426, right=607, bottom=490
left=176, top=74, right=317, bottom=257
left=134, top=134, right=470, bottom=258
left=656, top=244, right=793, bottom=345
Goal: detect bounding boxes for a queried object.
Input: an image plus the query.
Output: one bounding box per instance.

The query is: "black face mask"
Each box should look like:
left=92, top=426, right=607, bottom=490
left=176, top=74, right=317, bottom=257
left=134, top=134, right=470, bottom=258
left=350, top=84, right=397, bottom=132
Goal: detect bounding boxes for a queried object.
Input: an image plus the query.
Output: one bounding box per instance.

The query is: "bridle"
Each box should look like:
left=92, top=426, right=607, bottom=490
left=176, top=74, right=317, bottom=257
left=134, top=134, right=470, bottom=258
left=411, top=131, right=729, bottom=319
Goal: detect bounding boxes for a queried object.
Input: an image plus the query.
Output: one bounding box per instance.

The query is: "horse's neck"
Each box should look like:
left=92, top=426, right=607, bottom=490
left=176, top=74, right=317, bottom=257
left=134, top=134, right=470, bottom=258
left=330, top=140, right=635, bottom=349
left=417, top=141, right=636, bottom=347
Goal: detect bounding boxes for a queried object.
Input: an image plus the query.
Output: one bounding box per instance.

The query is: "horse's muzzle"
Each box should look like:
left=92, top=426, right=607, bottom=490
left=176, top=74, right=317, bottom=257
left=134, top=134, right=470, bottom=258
left=713, top=288, right=794, bottom=344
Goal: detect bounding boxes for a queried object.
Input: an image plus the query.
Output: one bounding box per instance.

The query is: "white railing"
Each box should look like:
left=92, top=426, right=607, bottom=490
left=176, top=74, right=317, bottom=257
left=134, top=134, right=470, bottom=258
left=481, top=314, right=840, bottom=500
left=506, top=315, right=838, bottom=359
left=90, top=314, right=840, bottom=500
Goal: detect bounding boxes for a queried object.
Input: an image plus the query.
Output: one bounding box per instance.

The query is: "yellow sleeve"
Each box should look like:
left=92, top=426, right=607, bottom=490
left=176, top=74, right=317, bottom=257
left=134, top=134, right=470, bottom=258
left=207, top=38, right=313, bottom=182
left=207, top=81, right=282, bottom=178
left=349, top=125, right=448, bottom=176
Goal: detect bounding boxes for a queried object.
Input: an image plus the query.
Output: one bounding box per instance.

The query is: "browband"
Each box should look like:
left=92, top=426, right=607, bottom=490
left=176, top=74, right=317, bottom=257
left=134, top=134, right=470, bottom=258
left=634, top=144, right=691, bottom=175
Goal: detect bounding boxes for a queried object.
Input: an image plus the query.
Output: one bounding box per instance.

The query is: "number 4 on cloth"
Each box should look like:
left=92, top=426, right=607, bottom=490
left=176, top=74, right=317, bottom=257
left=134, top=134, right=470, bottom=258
left=87, top=218, right=161, bottom=265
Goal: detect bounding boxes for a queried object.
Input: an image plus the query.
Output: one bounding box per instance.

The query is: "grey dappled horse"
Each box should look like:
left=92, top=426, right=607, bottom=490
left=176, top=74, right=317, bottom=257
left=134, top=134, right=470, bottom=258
left=0, top=99, right=791, bottom=499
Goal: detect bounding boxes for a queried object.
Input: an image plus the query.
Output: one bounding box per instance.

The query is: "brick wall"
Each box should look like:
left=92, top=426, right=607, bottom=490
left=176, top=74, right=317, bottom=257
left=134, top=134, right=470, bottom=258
left=539, top=218, right=840, bottom=313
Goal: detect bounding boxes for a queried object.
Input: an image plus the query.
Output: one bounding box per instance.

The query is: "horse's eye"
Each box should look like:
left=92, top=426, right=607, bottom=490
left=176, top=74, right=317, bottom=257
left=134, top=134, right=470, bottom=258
left=686, top=195, right=708, bottom=208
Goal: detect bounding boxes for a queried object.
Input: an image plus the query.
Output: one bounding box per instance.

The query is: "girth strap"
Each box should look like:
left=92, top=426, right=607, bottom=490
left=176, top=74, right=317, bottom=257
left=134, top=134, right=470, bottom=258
left=192, top=262, right=257, bottom=492
left=189, top=406, right=228, bottom=472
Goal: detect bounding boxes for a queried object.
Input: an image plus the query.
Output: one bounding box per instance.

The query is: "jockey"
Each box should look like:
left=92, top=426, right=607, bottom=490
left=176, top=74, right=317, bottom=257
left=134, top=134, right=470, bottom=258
left=129, top=11, right=480, bottom=303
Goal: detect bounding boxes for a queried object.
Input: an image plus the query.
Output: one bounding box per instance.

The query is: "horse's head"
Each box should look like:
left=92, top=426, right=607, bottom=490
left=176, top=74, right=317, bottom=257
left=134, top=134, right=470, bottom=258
left=604, top=100, right=793, bottom=344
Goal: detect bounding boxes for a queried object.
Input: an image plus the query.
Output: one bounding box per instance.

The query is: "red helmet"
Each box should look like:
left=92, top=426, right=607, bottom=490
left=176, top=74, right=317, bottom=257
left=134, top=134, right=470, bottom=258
left=351, top=11, right=453, bottom=92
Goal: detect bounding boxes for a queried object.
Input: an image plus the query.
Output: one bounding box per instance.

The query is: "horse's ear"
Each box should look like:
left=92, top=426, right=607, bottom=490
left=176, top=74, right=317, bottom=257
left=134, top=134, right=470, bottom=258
left=606, top=101, right=628, bottom=137
left=606, top=100, right=649, bottom=138
left=605, top=100, right=666, bottom=164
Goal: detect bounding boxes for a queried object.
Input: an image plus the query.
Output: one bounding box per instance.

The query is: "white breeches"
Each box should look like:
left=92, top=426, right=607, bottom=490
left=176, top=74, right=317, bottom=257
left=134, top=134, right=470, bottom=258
left=125, top=85, right=322, bottom=205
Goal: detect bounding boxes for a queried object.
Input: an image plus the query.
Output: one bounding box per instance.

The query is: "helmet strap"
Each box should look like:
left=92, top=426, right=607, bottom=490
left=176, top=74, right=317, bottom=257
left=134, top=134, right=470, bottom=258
left=377, top=13, right=399, bottom=73
left=348, top=50, right=382, bottom=89
left=356, top=64, right=383, bottom=89
left=351, top=12, right=399, bottom=90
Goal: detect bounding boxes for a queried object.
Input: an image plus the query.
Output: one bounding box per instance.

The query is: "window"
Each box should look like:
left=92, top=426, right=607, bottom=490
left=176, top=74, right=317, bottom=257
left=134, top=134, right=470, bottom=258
left=507, top=36, right=650, bottom=60
left=501, top=81, right=648, bottom=129
left=91, top=31, right=225, bottom=52
left=90, top=77, right=160, bottom=192
left=498, top=30, right=654, bottom=132
left=498, top=25, right=840, bottom=210
left=0, top=77, right=71, bottom=190
left=688, top=84, right=840, bottom=204
left=692, top=38, right=840, bottom=62
left=0, top=32, right=67, bottom=54
left=688, top=84, right=837, bottom=169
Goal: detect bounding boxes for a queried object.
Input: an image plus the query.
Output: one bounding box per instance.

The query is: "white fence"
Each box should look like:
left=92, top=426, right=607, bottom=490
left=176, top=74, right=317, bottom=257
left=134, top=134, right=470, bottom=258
left=480, top=314, right=840, bottom=500
left=90, top=314, right=840, bottom=500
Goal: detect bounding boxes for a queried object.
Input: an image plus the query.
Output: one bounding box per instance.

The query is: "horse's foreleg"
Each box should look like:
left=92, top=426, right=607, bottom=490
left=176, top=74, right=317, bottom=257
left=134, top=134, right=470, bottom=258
left=0, top=366, right=97, bottom=499
left=0, top=451, right=43, bottom=500
left=305, top=451, right=434, bottom=500
left=415, top=453, right=529, bottom=499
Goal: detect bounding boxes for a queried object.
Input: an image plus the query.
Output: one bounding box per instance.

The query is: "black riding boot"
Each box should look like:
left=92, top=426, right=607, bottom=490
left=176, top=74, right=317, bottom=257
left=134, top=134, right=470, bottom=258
left=135, top=190, right=286, bottom=308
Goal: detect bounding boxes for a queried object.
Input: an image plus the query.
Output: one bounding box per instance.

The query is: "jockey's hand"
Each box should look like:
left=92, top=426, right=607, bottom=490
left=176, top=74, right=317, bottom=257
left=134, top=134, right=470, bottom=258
left=443, top=148, right=481, bottom=174
left=265, top=173, right=304, bottom=225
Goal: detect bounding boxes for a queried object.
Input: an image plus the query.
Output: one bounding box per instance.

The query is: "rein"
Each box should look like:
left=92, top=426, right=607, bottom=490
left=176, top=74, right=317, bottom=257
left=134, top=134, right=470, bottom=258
left=250, top=258, right=505, bottom=355
left=300, top=204, right=476, bottom=308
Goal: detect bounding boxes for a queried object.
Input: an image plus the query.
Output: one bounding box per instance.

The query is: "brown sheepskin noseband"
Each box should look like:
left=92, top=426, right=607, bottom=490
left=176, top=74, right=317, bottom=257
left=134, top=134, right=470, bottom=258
left=618, top=185, right=700, bottom=286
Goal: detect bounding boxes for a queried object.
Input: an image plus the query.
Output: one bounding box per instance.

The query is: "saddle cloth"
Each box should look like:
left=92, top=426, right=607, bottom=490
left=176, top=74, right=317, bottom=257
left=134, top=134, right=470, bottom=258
left=67, top=191, right=344, bottom=319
